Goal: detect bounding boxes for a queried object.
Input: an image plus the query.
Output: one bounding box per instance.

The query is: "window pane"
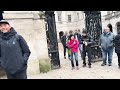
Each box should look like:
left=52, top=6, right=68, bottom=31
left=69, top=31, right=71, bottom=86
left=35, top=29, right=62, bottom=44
left=77, top=13, right=79, bottom=20
left=68, top=15, right=71, bottom=22
left=58, top=14, right=61, bottom=21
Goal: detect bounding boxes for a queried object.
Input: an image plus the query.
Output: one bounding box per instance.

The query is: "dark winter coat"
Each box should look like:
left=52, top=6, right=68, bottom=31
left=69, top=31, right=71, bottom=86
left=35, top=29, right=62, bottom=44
left=114, top=31, right=120, bottom=53
left=74, top=33, right=82, bottom=45
left=99, top=32, right=115, bottom=50
left=80, top=34, right=93, bottom=50
left=61, top=35, right=68, bottom=48
left=0, top=27, right=31, bottom=74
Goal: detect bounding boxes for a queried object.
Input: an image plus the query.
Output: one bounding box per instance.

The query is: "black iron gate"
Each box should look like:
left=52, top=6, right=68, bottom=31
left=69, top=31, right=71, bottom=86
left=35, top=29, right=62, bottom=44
left=84, top=11, right=102, bottom=62
left=0, top=11, right=3, bottom=21
left=45, top=11, right=60, bottom=69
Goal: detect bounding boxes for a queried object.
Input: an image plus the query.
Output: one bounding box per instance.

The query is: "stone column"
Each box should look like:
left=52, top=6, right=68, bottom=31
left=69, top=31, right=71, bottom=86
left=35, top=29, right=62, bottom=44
left=3, top=11, right=50, bottom=75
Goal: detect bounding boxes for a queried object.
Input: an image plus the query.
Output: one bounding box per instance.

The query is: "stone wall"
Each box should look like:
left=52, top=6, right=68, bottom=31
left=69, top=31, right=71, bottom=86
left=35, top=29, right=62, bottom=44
left=101, top=14, right=120, bottom=35
left=3, top=11, right=50, bottom=76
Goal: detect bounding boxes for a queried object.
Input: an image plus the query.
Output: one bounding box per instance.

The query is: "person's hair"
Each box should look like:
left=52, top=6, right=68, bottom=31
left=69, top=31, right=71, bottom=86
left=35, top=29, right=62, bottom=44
left=82, top=28, right=85, bottom=31
left=75, top=29, right=77, bottom=32
left=69, top=34, right=74, bottom=40
left=69, top=30, right=73, bottom=34
left=78, top=29, right=80, bottom=32
left=82, top=30, right=87, bottom=34
left=107, top=24, right=112, bottom=32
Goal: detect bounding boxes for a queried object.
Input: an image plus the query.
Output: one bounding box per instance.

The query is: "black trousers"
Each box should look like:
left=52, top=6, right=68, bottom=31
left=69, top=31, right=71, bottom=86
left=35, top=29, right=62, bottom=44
left=63, top=45, right=67, bottom=57
left=117, top=53, right=120, bottom=66
left=83, top=48, right=91, bottom=65
left=6, top=69, right=27, bottom=79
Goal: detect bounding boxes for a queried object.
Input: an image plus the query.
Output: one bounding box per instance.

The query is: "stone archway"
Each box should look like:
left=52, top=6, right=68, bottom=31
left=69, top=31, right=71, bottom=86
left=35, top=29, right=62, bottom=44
left=116, top=22, right=120, bottom=33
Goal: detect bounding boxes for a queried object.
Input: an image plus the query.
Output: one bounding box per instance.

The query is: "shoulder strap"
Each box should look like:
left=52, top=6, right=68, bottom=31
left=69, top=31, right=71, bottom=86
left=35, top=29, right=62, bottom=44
left=15, top=34, right=20, bottom=41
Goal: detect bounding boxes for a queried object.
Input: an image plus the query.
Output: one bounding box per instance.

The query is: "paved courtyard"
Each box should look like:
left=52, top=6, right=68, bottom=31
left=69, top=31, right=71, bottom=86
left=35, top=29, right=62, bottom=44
left=0, top=43, right=120, bottom=79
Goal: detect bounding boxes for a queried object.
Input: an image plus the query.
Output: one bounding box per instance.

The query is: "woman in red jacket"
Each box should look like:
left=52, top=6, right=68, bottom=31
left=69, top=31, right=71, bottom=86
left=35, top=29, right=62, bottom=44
left=67, top=34, right=79, bottom=70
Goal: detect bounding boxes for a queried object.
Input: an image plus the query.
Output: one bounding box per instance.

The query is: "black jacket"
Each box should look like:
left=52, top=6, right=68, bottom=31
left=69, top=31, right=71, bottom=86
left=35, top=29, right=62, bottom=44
left=114, top=32, right=120, bottom=53
left=80, top=34, right=93, bottom=50
left=74, top=33, right=82, bottom=44
left=61, top=35, right=68, bottom=47
left=0, top=27, right=31, bottom=74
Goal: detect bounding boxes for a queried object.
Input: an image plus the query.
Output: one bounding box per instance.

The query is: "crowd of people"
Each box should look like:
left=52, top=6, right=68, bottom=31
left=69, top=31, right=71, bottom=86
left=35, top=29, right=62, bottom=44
left=60, top=25, right=120, bottom=70
left=0, top=19, right=120, bottom=79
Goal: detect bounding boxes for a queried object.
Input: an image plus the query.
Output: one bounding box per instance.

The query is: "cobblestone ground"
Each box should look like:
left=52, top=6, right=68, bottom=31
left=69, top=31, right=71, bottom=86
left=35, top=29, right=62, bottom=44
left=1, top=43, right=120, bottom=79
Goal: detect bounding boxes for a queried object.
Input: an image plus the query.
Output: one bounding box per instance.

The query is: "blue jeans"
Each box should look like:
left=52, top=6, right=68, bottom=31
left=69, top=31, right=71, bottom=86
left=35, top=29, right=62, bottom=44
left=102, top=47, right=114, bottom=64
left=71, top=52, right=78, bottom=67
left=79, top=44, right=83, bottom=58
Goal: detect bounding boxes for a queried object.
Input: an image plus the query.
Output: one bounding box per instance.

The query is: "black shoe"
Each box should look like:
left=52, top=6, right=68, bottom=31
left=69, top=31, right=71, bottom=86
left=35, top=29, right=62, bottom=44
left=76, top=66, right=79, bottom=70
left=64, top=56, right=66, bottom=59
left=83, top=64, right=86, bottom=67
left=118, top=66, right=120, bottom=69
left=88, top=65, right=91, bottom=68
left=108, top=63, right=112, bottom=66
left=101, top=63, right=106, bottom=66
left=71, top=67, right=75, bottom=70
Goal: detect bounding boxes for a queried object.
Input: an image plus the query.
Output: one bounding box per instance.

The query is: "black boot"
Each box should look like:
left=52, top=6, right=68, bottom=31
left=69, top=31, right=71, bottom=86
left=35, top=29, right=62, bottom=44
left=88, top=65, right=91, bottom=68
left=82, top=64, right=86, bottom=67
left=118, top=66, right=120, bottom=69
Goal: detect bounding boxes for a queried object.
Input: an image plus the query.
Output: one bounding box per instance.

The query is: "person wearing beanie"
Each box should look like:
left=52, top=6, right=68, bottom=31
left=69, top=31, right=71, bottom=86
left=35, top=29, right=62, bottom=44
left=80, top=29, right=93, bottom=68
left=0, top=20, right=31, bottom=79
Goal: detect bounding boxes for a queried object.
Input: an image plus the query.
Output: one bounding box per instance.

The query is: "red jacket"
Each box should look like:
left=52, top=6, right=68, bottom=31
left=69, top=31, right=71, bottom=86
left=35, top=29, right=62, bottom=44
left=67, top=39, right=78, bottom=53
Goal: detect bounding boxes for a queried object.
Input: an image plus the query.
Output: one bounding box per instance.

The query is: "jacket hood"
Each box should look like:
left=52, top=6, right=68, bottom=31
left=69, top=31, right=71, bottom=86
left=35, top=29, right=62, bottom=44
left=0, top=27, right=17, bottom=40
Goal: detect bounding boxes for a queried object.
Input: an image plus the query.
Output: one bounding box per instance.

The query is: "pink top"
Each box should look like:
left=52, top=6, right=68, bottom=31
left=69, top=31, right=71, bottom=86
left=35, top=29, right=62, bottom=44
left=67, top=39, right=78, bottom=53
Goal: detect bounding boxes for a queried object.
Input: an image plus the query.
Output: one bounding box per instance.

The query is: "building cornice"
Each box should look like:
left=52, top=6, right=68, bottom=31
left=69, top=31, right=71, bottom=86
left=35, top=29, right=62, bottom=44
left=105, top=11, right=120, bottom=20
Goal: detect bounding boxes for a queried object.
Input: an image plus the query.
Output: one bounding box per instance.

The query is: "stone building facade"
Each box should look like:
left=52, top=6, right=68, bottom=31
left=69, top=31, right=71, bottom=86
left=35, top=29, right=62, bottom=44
left=101, top=11, right=120, bottom=35
left=1, top=11, right=120, bottom=76
left=55, top=11, right=120, bottom=37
